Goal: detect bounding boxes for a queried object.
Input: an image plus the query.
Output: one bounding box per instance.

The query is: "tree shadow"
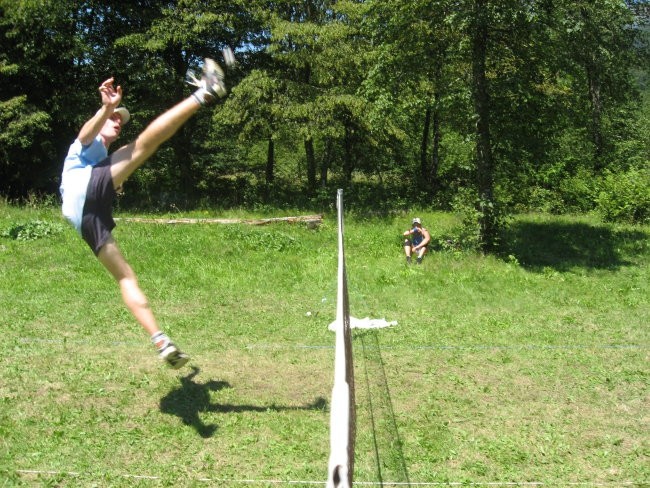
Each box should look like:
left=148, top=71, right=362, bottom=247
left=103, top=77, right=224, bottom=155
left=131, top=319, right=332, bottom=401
left=500, top=220, right=648, bottom=272
left=159, top=366, right=327, bottom=438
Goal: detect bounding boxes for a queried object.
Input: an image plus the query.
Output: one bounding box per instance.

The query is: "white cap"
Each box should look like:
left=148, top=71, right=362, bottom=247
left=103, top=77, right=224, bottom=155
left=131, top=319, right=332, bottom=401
left=114, top=107, right=130, bottom=125
left=412, top=217, right=421, bottom=225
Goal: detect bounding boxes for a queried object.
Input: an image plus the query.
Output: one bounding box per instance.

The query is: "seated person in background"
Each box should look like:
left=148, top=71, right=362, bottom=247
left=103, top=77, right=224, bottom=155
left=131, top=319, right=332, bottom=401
left=403, top=217, right=431, bottom=265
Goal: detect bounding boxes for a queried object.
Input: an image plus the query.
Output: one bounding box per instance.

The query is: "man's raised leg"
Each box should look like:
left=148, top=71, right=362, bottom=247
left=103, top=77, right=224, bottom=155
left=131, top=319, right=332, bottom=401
left=109, top=58, right=227, bottom=189
left=109, top=97, right=202, bottom=189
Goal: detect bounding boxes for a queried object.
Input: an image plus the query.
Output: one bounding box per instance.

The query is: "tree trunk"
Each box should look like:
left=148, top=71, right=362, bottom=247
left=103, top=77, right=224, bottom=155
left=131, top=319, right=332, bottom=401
left=171, top=51, right=194, bottom=205
left=264, top=136, right=275, bottom=202
left=586, top=63, right=604, bottom=169
left=579, top=7, right=605, bottom=170
left=430, top=89, right=441, bottom=191
left=266, top=136, right=275, bottom=185
left=305, top=136, right=316, bottom=192
left=320, top=139, right=331, bottom=187
left=471, top=0, right=497, bottom=252
left=344, top=123, right=353, bottom=183
left=422, top=56, right=444, bottom=194
left=420, top=105, right=432, bottom=184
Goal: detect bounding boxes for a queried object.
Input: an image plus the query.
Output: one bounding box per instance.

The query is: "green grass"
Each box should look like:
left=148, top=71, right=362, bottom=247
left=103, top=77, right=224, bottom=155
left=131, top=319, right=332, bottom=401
left=1, top=201, right=648, bottom=486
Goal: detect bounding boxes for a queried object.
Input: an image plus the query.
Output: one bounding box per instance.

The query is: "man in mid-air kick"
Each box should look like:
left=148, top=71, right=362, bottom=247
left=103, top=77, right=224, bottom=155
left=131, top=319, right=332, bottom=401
left=60, top=57, right=229, bottom=368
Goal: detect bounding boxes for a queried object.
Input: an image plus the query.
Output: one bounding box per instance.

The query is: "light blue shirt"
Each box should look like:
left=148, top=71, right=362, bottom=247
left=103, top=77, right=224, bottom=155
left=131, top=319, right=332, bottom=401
left=60, top=136, right=108, bottom=232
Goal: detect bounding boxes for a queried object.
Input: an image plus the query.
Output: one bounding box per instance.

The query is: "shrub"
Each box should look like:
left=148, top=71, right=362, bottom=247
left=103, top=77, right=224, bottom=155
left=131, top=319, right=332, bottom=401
left=445, top=188, right=508, bottom=252
left=595, top=168, right=650, bottom=224
left=558, top=168, right=597, bottom=213
left=1, top=219, right=65, bottom=241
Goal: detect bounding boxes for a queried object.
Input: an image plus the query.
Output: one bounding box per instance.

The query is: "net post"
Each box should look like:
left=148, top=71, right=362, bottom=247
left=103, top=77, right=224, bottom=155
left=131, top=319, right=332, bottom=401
left=327, top=189, right=356, bottom=488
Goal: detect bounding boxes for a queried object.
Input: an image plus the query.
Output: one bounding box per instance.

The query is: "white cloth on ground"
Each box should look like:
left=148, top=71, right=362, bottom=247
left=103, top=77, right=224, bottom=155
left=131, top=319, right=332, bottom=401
left=328, top=316, right=397, bottom=331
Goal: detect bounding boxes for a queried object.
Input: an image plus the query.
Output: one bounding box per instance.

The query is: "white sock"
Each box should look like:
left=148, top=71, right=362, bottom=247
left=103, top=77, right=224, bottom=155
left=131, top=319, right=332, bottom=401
left=192, top=87, right=213, bottom=105
left=151, top=331, right=171, bottom=351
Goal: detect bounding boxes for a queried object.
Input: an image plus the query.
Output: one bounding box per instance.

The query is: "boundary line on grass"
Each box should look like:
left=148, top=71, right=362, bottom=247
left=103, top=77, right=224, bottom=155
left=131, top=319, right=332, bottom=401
left=15, top=470, right=643, bottom=486
left=244, top=343, right=648, bottom=351
left=15, top=337, right=648, bottom=351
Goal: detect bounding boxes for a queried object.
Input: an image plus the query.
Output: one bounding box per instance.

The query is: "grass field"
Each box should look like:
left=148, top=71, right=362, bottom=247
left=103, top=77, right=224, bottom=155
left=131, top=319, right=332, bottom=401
left=0, top=200, right=648, bottom=487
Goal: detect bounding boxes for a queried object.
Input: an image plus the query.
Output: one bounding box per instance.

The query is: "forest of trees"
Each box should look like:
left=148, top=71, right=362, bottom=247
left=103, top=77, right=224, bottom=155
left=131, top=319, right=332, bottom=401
left=1, top=0, right=648, bottom=249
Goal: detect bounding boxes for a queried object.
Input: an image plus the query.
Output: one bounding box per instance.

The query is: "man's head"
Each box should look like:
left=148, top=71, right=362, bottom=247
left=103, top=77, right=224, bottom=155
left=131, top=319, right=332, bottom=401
left=412, top=217, right=422, bottom=226
left=100, top=107, right=130, bottom=145
left=114, top=107, right=130, bottom=125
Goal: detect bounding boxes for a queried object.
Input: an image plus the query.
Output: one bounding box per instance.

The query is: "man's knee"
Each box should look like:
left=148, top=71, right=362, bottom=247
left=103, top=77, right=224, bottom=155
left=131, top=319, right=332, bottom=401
left=120, top=277, right=150, bottom=309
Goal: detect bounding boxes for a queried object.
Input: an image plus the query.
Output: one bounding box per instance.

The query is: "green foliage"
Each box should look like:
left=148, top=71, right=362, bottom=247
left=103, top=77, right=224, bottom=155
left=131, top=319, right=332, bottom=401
left=0, top=96, right=50, bottom=150
left=1, top=219, right=64, bottom=241
left=519, top=167, right=599, bottom=215
left=0, top=0, right=648, bottom=250
left=557, top=168, right=599, bottom=213
left=444, top=187, right=509, bottom=253
left=596, top=168, right=650, bottom=224
left=0, top=95, right=52, bottom=196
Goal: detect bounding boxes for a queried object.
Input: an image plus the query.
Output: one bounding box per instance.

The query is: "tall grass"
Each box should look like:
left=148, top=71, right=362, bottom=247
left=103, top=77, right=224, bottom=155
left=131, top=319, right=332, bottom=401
left=1, top=200, right=648, bottom=486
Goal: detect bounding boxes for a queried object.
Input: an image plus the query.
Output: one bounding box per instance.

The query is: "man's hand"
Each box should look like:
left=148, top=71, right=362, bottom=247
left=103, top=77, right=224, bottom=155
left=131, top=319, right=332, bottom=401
left=77, top=78, right=124, bottom=145
left=98, top=77, right=122, bottom=110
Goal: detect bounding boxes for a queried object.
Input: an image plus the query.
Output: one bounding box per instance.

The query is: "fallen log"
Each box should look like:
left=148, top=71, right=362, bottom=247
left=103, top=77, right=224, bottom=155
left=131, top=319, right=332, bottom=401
left=115, top=214, right=323, bottom=227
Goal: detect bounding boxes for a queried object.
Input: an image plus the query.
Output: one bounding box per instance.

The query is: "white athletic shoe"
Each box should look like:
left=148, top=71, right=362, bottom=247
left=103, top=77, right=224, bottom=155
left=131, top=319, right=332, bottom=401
left=159, top=343, right=190, bottom=369
left=186, top=58, right=227, bottom=99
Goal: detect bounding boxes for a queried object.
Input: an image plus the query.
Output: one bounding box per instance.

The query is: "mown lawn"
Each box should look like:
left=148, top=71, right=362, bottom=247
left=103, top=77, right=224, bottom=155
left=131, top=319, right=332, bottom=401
left=1, top=201, right=648, bottom=486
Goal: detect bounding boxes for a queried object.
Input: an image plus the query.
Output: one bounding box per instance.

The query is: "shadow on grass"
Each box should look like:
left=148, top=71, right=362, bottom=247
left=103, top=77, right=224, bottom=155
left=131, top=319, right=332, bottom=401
left=160, top=366, right=327, bottom=438
left=500, top=220, right=648, bottom=272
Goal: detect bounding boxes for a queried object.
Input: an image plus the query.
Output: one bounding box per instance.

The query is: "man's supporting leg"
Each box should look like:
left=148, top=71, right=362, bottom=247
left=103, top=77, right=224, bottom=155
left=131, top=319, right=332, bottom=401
left=98, top=236, right=189, bottom=368
left=98, top=237, right=159, bottom=335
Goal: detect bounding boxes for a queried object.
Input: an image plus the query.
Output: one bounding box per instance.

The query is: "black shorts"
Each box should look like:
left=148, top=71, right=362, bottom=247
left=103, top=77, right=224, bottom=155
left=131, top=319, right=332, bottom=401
left=81, top=158, right=117, bottom=256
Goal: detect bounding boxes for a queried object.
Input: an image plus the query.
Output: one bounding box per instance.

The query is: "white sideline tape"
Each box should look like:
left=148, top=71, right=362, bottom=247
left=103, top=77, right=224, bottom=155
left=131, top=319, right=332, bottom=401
left=16, top=471, right=640, bottom=486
